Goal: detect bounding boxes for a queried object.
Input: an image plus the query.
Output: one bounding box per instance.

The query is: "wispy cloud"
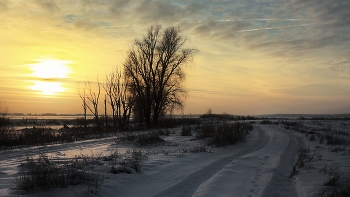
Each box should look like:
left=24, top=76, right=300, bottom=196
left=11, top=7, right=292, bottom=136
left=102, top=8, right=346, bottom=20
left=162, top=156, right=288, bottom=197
left=239, top=23, right=314, bottom=32
left=35, top=0, right=60, bottom=14
left=0, top=0, right=8, bottom=12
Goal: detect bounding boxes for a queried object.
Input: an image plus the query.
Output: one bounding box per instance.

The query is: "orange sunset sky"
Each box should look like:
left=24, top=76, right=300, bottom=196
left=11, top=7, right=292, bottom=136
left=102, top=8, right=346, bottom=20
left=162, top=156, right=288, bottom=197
left=1, top=0, right=350, bottom=115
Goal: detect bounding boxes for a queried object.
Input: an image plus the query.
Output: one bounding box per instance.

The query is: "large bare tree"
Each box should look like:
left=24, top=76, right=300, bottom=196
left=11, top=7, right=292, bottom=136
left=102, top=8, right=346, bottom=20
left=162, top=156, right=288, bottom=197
left=124, top=25, right=197, bottom=127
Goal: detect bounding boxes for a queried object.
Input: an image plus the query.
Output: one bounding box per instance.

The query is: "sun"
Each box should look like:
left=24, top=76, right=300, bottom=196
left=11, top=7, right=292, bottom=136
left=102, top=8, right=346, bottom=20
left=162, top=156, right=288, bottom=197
left=28, top=58, right=72, bottom=95
left=30, top=59, right=71, bottom=79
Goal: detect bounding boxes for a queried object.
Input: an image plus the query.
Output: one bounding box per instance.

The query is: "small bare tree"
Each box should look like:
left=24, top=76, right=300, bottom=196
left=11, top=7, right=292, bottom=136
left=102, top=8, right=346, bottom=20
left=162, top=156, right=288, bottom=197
left=104, top=72, right=117, bottom=128
left=0, top=99, right=10, bottom=127
left=0, top=99, right=8, bottom=119
left=77, top=82, right=88, bottom=128
left=0, top=99, right=12, bottom=146
left=85, top=80, right=101, bottom=127
left=104, top=68, right=134, bottom=130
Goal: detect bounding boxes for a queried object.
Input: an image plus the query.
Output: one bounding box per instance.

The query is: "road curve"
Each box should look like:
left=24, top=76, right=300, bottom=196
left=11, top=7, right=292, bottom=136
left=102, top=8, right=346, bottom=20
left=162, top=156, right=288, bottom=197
left=153, top=124, right=301, bottom=197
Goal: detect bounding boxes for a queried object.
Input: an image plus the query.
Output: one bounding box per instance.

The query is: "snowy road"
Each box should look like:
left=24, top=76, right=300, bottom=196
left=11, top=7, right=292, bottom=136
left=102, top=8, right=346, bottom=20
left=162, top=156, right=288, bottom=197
left=154, top=125, right=302, bottom=197
left=0, top=125, right=303, bottom=197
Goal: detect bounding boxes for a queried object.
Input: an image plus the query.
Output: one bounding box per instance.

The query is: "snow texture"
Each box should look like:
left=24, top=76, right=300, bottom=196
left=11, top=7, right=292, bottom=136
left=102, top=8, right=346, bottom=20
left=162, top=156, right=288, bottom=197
left=1, top=120, right=349, bottom=197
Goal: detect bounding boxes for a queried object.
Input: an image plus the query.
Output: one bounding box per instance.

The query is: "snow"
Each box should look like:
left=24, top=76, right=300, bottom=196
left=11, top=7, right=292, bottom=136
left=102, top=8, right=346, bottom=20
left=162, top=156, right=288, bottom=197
left=0, top=120, right=349, bottom=197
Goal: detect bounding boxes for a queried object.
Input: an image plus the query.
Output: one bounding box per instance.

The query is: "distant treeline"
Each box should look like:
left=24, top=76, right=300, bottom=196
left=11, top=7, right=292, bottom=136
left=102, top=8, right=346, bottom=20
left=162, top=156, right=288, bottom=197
left=8, top=113, right=93, bottom=116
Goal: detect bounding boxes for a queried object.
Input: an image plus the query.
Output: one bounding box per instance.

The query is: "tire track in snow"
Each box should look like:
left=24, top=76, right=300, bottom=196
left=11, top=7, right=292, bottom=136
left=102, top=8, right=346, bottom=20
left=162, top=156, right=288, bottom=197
left=153, top=125, right=302, bottom=197
left=260, top=125, right=302, bottom=197
left=153, top=126, right=270, bottom=197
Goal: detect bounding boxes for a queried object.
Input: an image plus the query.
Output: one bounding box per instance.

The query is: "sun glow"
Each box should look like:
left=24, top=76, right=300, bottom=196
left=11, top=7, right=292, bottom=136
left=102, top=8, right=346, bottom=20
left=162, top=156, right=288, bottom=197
left=28, top=58, right=72, bottom=95
left=30, top=59, right=71, bottom=79
left=30, top=81, right=66, bottom=95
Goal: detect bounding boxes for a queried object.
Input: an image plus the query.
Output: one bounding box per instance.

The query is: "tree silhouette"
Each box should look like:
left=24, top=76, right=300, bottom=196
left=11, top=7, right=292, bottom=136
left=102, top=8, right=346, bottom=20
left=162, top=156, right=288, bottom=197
left=104, top=68, right=134, bottom=130
left=124, top=25, right=197, bottom=127
left=77, top=80, right=101, bottom=127
left=77, top=82, right=88, bottom=128
left=86, top=80, right=101, bottom=127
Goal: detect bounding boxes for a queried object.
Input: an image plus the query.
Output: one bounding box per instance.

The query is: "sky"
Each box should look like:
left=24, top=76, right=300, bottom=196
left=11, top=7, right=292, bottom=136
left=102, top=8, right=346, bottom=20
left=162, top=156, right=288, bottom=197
left=0, top=0, right=350, bottom=115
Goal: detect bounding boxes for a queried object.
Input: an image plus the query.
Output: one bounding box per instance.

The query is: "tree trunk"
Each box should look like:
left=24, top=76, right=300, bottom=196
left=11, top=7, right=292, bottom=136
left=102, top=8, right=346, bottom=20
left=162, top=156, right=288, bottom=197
left=104, top=94, right=107, bottom=128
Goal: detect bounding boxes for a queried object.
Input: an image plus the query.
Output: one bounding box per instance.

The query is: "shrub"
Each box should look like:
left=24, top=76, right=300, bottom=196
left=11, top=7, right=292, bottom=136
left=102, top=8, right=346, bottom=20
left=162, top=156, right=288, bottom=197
left=197, top=122, right=253, bottom=147
left=121, top=131, right=165, bottom=146
left=189, top=144, right=210, bottom=153
left=156, top=117, right=200, bottom=128
left=290, top=147, right=315, bottom=178
left=16, top=153, right=104, bottom=193
left=328, top=146, right=346, bottom=153
left=0, top=117, right=11, bottom=127
left=20, top=118, right=38, bottom=125
left=156, top=128, right=170, bottom=136
left=326, top=135, right=346, bottom=145
left=320, top=163, right=350, bottom=197
left=196, top=123, right=216, bottom=139
left=46, top=119, right=61, bottom=125
left=320, top=136, right=325, bottom=144
left=116, top=149, right=148, bottom=173
left=136, top=131, right=164, bottom=146
left=181, top=125, right=192, bottom=136
left=123, top=133, right=137, bottom=141
left=22, top=126, right=56, bottom=145
left=309, top=134, right=316, bottom=141
left=260, top=120, right=274, bottom=125
left=200, top=113, right=234, bottom=120
left=0, top=126, right=20, bottom=148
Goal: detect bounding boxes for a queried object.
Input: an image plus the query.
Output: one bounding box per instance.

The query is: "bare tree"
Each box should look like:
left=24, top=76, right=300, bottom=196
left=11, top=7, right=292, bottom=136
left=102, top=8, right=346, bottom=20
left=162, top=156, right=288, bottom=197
left=104, top=68, right=134, bottom=130
left=0, top=99, right=10, bottom=127
left=0, top=99, right=8, bottom=118
left=104, top=71, right=117, bottom=128
left=104, top=94, right=108, bottom=128
left=124, top=25, right=197, bottom=127
left=0, top=99, right=12, bottom=145
left=85, top=80, right=101, bottom=127
left=77, top=82, right=88, bottom=128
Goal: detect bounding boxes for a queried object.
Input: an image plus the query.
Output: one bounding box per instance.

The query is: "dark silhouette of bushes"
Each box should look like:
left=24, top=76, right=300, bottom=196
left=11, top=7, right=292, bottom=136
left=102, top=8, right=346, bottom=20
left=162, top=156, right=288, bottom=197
left=156, top=117, right=200, bottom=129
left=0, top=126, right=112, bottom=149
left=16, top=153, right=104, bottom=193
left=21, top=126, right=56, bottom=145
left=136, top=132, right=164, bottom=146
left=120, top=131, right=165, bottom=146
left=0, top=117, right=11, bottom=127
left=320, top=163, right=350, bottom=197
left=0, top=126, right=24, bottom=147
left=290, top=147, right=315, bottom=178
left=196, top=122, right=253, bottom=147
left=325, top=135, right=346, bottom=145
left=260, top=120, right=274, bottom=125
left=181, top=125, right=192, bottom=136
left=115, top=149, right=148, bottom=173
left=200, top=113, right=257, bottom=121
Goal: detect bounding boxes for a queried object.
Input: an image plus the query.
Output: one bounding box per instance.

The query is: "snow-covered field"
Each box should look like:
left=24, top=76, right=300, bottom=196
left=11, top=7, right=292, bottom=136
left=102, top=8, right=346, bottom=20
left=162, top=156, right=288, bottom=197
left=1, top=119, right=349, bottom=197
